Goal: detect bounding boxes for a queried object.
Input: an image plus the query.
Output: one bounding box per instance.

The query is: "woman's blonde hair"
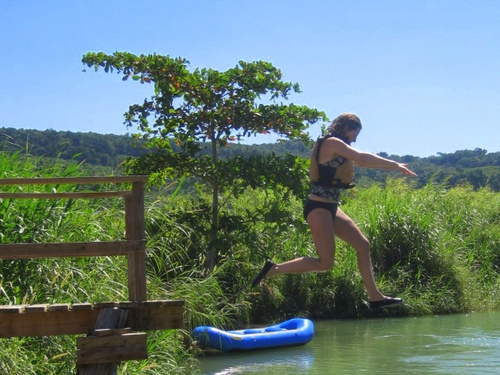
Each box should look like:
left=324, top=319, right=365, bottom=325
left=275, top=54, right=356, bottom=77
left=309, top=113, right=361, bottom=182
left=327, top=113, right=362, bottom=138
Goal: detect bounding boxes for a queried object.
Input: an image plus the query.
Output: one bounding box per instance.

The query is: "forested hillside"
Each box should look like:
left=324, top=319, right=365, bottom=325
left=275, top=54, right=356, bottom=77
left=0, top=127, right=145, bottom=167
left=1, top=127, right=499, bottom=191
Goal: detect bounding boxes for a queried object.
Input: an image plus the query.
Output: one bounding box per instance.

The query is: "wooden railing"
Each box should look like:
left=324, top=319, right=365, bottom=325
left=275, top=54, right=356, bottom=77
left=0, top=176, right=184, bottom=374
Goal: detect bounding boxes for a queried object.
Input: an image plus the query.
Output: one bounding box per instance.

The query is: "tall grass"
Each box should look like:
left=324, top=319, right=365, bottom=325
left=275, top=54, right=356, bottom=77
left=234, top=178, right=500, bottom=320
left=362, top=180, right=500, bottom=314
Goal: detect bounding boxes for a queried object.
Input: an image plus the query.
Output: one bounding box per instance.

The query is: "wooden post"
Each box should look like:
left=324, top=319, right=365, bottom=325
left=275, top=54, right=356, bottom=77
left=125, top=181, right=147, bottom=330
left=77, top=308, right=130, bottom=375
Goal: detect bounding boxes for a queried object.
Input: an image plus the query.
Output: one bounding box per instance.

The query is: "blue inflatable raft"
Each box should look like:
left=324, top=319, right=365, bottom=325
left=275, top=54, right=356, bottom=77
left=192, top=318, right=314, bottom=352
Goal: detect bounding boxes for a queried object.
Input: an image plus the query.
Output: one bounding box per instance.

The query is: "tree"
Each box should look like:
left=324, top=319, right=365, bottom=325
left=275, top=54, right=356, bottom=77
left=82, top=52, right=327, bottom=271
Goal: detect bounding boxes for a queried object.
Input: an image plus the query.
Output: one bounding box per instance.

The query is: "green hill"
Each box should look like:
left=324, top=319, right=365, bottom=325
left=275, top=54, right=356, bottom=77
left=1, top=127, right=499, bottom=191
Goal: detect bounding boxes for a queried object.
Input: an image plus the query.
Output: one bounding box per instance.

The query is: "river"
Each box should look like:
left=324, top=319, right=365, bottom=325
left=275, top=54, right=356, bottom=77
left=195, top=311, right=500, bottom=374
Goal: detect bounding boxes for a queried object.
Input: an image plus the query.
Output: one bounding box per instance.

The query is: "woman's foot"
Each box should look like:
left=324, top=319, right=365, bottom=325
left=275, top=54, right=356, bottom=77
left=251, top=260, right=275, bottom=288
left=369, top=297, right=403, bottom=309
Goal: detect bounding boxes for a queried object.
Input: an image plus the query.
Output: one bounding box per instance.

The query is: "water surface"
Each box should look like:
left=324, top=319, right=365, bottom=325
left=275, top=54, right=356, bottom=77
left=196, top=311, right=500, bottom=374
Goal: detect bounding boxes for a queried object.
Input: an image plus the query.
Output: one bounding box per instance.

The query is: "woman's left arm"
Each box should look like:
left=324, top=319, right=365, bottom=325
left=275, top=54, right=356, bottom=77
left=332, top=141, right=417, bottom=177
left=356, top=153, right=417, bottom=177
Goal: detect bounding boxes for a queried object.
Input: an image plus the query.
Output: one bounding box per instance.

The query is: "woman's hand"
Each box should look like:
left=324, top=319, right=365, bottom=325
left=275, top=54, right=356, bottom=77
left=396, top=163, right=418, bottom=177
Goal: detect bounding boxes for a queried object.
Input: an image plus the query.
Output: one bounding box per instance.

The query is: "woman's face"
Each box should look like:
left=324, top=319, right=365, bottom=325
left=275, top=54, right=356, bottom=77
left=345, top=127, right=361, bottom=144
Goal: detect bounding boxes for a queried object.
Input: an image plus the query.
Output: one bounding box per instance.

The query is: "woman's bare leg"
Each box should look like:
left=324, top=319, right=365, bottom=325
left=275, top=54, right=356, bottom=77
left=267, top=208, right=336, bottom=277
left=332, top=208, right=386, bottom=301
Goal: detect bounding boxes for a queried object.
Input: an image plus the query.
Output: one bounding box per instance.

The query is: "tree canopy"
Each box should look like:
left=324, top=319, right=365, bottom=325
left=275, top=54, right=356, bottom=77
left=81, top=52, right=327, bottom=270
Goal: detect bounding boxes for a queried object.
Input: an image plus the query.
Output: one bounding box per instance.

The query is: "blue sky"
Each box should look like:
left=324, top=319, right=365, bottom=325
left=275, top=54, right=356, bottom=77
left=1, top=0, right=499, bottom=157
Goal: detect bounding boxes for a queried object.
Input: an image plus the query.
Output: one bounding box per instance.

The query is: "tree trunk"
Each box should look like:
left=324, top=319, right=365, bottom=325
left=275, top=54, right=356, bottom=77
left=205, top=139, right=219, bottom=272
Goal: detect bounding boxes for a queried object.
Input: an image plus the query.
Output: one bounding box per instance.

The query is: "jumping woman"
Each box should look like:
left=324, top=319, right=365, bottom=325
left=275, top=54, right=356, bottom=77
left=251, top=113, right=418, bottom=309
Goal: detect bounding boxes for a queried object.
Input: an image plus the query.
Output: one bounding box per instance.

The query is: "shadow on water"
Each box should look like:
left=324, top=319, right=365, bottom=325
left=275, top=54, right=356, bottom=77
left=196, top=311, right=500, bottom=375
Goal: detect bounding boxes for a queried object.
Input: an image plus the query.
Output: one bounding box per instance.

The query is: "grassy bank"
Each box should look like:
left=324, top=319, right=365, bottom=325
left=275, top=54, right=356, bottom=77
left=224, top=180, right=500, bottom=322
left=1, top=151, right=499, bottom=373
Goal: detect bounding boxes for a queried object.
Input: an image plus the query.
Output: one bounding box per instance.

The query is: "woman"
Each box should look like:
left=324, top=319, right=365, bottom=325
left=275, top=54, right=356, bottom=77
left=251, top=113, right=418, bottom=309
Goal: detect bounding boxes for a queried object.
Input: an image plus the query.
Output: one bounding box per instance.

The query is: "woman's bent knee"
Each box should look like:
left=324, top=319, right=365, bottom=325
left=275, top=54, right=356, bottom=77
left=355, top=240, right=371, bottom=257
left=316, top=258, right=334, bottom=272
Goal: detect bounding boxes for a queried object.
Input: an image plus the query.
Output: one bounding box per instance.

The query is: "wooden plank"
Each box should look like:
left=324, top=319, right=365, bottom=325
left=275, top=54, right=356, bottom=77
left=0, top=300, right=184, bottom=337
left=77, top=332, right=144, bottom=349
left=0, top=305, right=26, bottom=313
left=0, top=240, right=145, bottom=260
left=48, top=304, right=71, bottom=312
left=116, top=301, right=139, bottom=309
left=77, top=340, right=148, bottom=365
left=0, top=309, right=100, bottom=337
left=143, top=300, right=184, bottom=308
left=0, top=191, right=131, bottom=199
left=0, top=176, right=149, bottom=186
left=93, top=302, right=119, bottom=309
left=93, top=328, right=132, bottom=337
left=89, top=302, right=139, bottom=309
left=71, top=303, right=93, bottom=311
left=25, top=304, right=49, bottom=313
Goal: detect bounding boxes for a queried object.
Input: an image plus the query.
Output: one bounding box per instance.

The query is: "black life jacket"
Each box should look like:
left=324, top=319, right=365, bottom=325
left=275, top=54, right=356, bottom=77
left=314, top=134, right=355, bottom=190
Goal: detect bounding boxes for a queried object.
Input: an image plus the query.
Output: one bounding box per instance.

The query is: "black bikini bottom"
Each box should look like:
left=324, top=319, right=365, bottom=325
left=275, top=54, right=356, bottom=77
left=303, top=199, right=338, bottom=221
